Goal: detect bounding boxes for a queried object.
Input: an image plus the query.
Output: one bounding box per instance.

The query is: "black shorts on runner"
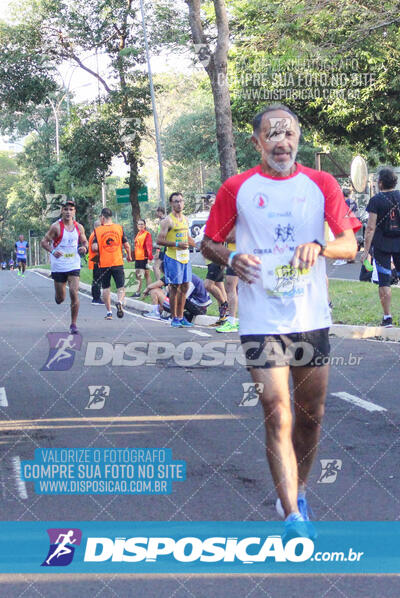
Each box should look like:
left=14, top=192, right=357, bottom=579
left=240, top=328, right=330, bottom=369
left=373, top=248, right=400, bottom=288
left=135, top=259, right=149, bottom=270
left=206, top=263, right=224, bottom=282
left=51, top=270, right=80, bottom=283
left=226, top=265, right=237, bottom=277
left=17, top=258, right=27, bottom=264
left=99, top=265, right=125, bottom=289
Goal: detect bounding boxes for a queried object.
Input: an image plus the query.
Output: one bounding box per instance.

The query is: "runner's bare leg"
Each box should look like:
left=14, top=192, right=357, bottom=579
left=251, top=367, right=299, bottom=517
left=68, top=275, right=80, bottom=326
left=291, top=365, right=329, bottom=491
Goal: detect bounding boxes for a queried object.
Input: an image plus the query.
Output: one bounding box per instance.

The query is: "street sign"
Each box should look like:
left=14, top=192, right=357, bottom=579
left=116, top=188, right=130, bottom=203
left=116, top=186, right=148, bottom=203
left=138, top=186, right=148, bottom=202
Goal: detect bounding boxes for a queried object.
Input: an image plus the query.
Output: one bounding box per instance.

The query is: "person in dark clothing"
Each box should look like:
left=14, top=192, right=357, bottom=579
left=361, top=167, right=400, bottom=327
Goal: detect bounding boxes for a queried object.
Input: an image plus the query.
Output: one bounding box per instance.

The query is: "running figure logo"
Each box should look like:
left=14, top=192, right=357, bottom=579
left=85, top=385, right=110, bottom=410
left=41, top=332, right=82, bottom=371
left=274, top=224, right=295, bottom=243
left=239, top=383, right=264, bottom=407
left=317, top=459, right=342, bottom=484
left=42, top=528, right=82, bottom=567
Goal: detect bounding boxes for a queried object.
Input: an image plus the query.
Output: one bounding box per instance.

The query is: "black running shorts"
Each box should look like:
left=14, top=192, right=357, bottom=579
left=240, top=328, right=330, bottom=369
left=206, top=263, right=224, bottom=282
left=99, top=265, right=125, bottom=289
left=51, top=270, right=80, bottom=283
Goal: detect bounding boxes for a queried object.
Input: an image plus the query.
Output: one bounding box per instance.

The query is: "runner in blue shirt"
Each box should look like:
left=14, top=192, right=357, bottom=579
left=15, top=235, right=29, bottom=277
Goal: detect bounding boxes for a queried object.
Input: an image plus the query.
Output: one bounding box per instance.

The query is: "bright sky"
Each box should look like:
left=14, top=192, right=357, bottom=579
left=0, top=0, right=193, bottom=185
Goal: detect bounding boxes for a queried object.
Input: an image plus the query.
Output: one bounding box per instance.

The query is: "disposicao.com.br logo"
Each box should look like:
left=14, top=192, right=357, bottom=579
left=84, top=534, right=314, bottom=564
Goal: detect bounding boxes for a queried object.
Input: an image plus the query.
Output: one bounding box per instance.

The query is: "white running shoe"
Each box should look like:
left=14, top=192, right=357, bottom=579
left=144, top=311, right=161, bottom=320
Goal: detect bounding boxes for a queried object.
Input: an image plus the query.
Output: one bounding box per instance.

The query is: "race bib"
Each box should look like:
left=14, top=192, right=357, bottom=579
left=176, top=249, right=189, bottom=264
left=262, top=257, right=311, bottom=297
left=63, top=252, right=75, bottom=258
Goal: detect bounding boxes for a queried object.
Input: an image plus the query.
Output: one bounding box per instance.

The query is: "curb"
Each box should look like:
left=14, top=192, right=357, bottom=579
left=32, top=269, right=400, bottom=341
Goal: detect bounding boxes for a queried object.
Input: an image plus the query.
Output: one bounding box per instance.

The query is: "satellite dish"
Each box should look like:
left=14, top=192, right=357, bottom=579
left=350, top=156, right=368, bottom=192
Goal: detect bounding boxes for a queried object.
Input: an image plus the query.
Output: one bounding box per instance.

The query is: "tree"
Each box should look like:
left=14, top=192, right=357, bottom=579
left=228, top=0, right=400, bottom=164
left=185, top=0, right=237, bottom=181
left=4, top=0, right=152, bottom=234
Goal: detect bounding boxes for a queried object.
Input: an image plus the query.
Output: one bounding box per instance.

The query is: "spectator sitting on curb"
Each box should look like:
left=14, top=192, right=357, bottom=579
left=143, top=268, right=212, bottom=323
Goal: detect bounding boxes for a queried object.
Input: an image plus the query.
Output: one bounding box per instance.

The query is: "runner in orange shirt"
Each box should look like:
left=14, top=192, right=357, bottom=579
left=91, top=207, right=132, bottom=320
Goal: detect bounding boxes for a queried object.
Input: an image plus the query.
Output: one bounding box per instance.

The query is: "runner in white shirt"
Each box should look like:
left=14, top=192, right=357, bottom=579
left=41, top=199, right=88, bottom=334
left=202, top=104, right=361, bottom=538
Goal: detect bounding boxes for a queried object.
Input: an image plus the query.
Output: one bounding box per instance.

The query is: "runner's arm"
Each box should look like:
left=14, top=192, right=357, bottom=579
left=123, top=241, right=132, bottom=262
left=91, top=232, right=98, bottom=253
left=144, top=232, right=153, bottom=261
left=201, top=235, right=260, bottom=284
left=290, top=229, right=358, bottom=269
left=156, top=217, right=173, bottom=247
left=360, top=213, right=377, bottom=261
left=41, top=223, right=62, bottom=258
left=77, top=224, right=89, bottom=255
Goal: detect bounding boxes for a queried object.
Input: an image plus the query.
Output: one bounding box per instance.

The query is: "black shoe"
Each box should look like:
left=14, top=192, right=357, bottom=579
left=381, top=316, right=393, bottom=327
left=131, top=292, right=141, bottom=298
left=116, top=302, right=124, bottom=318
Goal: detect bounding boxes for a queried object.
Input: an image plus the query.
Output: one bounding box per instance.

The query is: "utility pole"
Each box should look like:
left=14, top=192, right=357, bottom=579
left=139, top=0, right=166, bottom=209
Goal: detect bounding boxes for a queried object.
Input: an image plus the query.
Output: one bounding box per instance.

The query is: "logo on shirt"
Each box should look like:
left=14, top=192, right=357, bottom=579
left=42, top=528, right=82, bottom=567
left=103, top=231, right=120, bottom=253
left=274, top=224, right=295, bottom=243
left=252, top=193, right=269, bottom=209
left=41, top=332, right=82, bottom=371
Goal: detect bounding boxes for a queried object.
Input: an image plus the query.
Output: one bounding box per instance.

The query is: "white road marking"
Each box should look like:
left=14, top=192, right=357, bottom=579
left=12, top=456, right=28, bottom=500
left=189, top=329, right=211, bottom=337
left=0, top=388, right=8, bottom=407
left=331, top=391, right=387, bottom=413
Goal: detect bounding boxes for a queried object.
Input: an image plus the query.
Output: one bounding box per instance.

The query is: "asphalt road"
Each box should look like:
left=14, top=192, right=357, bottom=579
left=0, top=270, right=399, bottom=596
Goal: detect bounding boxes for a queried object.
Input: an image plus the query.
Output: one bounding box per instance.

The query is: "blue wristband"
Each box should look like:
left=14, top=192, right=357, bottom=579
left=175, top=241, right=179, bottom=247
left=228, top=251, right=239, bottom=267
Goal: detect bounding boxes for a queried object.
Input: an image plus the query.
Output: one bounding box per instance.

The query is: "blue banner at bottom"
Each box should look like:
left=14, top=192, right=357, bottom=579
left=0, top=522, right=398, bottom=574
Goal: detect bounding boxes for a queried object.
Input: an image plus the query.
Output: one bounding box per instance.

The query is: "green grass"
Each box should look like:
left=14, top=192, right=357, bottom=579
left=329, top=279, right=400, bottom=326
left=33, top=264, right=396, bottom=325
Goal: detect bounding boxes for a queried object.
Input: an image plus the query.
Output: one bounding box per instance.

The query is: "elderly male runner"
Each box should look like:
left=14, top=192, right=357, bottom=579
left=202, top=104, right=360, bottom=536
left=41, top=199, right=88, bottom=334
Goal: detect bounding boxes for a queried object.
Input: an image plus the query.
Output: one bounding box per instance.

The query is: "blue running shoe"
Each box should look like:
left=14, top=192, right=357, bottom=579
left=297, top=495, right=317, bottom=540
left=283, top=513, right=306, bottom=543
left=180, top=317, right=193, bottom=327
left=170, top=317, right=182, bottom=327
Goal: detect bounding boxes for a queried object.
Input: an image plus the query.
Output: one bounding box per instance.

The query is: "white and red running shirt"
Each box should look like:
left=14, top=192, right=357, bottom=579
left=205, top=163, right=361, bottom=335
left=50, top=220, right=81, bottom=273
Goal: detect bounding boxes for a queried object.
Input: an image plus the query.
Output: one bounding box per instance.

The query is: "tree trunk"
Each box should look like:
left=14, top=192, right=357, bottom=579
left=186, top=0, right=237, bottom=182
